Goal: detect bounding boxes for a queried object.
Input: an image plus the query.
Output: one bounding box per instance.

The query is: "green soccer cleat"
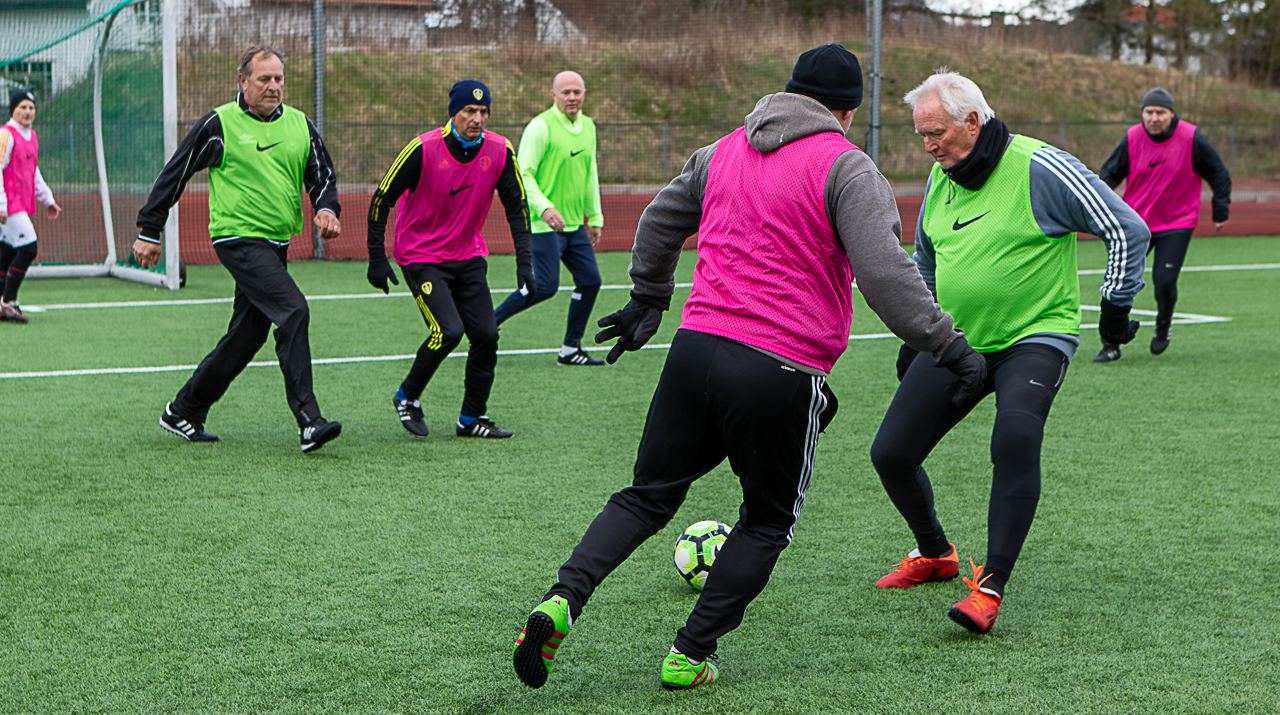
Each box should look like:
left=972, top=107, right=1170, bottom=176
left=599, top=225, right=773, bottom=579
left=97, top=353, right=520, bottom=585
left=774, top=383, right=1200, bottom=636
left=512, top=595, right=572, bottom=689
left=660, top=651, right=718, bottom=690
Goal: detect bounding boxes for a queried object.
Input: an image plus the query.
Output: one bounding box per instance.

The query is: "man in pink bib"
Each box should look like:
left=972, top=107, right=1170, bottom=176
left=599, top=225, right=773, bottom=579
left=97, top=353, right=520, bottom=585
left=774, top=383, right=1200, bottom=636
left=511, top=45, right=983, bottom=690
left=366, top=80, right=534, bottom=439
left=0, top=90, right=62, bottom=324
left=1098, top=87, right=1231, bottom=360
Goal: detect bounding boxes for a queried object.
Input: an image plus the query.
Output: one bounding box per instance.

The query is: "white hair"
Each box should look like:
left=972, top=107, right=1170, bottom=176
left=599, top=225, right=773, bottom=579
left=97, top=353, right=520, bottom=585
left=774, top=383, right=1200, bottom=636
left=903, top=69, right=995, bottom=126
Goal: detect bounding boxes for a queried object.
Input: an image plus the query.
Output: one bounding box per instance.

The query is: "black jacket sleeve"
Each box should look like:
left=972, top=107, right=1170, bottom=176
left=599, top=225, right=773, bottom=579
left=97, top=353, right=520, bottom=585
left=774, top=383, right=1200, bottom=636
left=366, top=137, right=424, bottom=263
left=135, top=111, right=224, bottom=241
left=1098, top=134, right=1129, bottom=190
left=496, top=140, right=533, bottom=270
left=303, top=117, right=341, bottom=218
left=1191, top=128, right=1231, bottom=223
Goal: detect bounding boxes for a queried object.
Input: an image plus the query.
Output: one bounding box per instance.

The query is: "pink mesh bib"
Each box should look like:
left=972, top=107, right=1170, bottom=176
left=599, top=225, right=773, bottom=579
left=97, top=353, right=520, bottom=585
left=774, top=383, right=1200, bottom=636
left=682, top=127, right=857, bottom=373
left=2, top=126, right=38, bottom=216
left=393, top=129, right=508, bottom=265
left=1123, top=120, right=1200, bottom=232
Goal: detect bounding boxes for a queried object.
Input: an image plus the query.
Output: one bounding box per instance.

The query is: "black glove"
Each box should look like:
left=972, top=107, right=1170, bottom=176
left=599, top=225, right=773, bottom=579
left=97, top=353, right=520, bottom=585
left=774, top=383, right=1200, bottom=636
left=936, top=336, right=987, bottom=408
left=594, top=292, right=669, bottom=364
left=1098, top=297, right=1140, bottom=345
left=896, top=343, right=920, bottom=382
left=367, top=257, right=400, bottom=294
left=517, top=263, right=536, bottom=305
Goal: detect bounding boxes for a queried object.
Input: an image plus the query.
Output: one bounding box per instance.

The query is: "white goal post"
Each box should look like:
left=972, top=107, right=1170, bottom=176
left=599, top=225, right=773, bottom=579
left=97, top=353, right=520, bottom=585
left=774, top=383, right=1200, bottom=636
left=19, top=0, right=180, bottom=290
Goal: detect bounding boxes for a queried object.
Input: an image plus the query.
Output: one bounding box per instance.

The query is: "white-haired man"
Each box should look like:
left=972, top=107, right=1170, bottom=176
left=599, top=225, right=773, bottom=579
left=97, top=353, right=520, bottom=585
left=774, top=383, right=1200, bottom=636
left=869, top=70, right=1149, bottom=633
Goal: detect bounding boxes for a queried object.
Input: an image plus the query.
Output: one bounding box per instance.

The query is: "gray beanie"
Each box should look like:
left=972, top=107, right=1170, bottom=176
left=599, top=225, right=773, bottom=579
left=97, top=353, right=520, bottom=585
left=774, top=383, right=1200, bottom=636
left=1141, top=87, right=1174, bottom=112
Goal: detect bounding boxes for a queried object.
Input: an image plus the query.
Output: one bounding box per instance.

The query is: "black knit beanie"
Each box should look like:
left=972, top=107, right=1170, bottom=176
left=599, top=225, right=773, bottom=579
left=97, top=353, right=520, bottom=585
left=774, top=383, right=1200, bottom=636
left=1141, top=87, right=1174, bottom=112
left=785, top=44, right=863, bottom=110
left=10, top=90, right=35, bottom=116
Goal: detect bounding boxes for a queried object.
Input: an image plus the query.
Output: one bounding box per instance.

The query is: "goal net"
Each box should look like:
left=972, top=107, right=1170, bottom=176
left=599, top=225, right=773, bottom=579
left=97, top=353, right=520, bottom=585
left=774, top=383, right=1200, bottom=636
left=1, top=0, right=180, bottom=289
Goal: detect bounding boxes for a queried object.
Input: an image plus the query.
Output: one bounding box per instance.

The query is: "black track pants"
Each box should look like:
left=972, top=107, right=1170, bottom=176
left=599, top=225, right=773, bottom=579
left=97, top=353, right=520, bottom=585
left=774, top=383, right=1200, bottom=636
left=546, top=329, right=837, bottom=660
left=173, top=239, right=320, bottom=427
left=1148, top=228, right=1193, bottom=324
left=870, top=342, right=1068, bottom=595
left=399, top=257, right=498, bottom=418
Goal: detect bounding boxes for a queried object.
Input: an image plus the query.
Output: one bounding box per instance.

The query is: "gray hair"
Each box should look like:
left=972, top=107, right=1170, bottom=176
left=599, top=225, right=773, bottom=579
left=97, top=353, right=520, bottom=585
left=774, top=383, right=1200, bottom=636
left=903, top=69, right=995, bottom=126
left=237, top=45, right=285, bottom=79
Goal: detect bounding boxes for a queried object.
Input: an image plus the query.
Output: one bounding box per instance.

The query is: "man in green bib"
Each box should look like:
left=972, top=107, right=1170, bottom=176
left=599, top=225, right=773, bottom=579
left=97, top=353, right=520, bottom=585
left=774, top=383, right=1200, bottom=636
left=134, top=45, right=344, bottom=453
left=868, top=71, right=1149, bottom=633
left=493, top=71, right=605, bottom=366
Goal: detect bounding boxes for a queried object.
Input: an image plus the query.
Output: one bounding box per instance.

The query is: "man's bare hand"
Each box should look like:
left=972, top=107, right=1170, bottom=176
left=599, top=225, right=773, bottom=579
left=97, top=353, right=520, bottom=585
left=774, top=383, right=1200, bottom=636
left=1214, top=220, right=1227, bottom=233
left=315, top=210, right=341, bottom=240
left=587, top=225, right=602, bottom=246
left=542, top=207, right=566, bottom=232
left=0, top=210, right=7, bottom=224
left=133, top=238, right=162, bottom=269
left=47, top=204, right=61, bottom=220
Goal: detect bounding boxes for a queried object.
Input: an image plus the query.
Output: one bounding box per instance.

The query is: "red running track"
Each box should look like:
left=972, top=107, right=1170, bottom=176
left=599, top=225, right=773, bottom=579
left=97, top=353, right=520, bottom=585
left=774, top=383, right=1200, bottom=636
left=33, top=191, right=1278, bottom=266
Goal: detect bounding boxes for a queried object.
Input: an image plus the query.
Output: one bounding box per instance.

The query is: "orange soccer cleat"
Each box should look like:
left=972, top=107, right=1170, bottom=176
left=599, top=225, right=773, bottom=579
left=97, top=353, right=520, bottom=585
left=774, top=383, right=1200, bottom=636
left=947, top=559, right=1002, bottom=633
left=875, top=543, right=960, bottom=588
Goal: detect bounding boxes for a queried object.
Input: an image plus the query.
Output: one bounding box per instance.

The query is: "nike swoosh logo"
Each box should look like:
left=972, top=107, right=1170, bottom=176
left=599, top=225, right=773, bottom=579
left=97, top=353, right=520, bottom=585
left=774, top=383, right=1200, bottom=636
left=570, top=149, right=584, bottom=156
left=449, top=184, right=475, bottom=196
left=952, top=212, right=989, bottom=231
left=1029, top=379, right=1045, bottom=387
left=256, top=142, right=281, bottom=152
left=1148, top=159, right=1167, bottom=168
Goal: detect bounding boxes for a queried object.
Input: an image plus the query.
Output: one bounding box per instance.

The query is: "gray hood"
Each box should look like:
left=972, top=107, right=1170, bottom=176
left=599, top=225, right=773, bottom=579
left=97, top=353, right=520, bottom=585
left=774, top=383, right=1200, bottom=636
left=744, top=92, right=847, bottom=155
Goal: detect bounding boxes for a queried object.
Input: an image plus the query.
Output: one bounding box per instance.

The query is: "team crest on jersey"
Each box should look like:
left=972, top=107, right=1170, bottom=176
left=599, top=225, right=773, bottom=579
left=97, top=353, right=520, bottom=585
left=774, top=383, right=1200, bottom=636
left=422, top=282, right=433, bottom=295
left=472, top=88, right=483, bottom=101
left=478, top=156, right=492, bottom=171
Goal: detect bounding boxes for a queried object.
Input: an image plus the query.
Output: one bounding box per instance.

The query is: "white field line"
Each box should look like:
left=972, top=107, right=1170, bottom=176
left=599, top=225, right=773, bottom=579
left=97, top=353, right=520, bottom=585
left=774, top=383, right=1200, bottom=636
left=0, top=306, right=1230, bottom=380
left=20, top=261, right=1279, bottom=312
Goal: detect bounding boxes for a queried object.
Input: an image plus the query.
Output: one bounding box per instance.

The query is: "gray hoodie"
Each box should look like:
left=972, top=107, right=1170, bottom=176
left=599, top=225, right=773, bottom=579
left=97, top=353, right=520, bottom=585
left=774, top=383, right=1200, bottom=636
left=628, top=92, right=960, bottom=372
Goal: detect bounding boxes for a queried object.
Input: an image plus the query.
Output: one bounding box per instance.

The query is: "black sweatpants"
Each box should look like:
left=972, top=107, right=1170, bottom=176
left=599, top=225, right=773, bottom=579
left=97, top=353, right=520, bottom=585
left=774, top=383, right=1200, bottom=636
left=173, top=239, right=320, bottom=428
left=870, top=342, right=1069, bottom=596
left=547, top=329, right=838, bottom=660
left=400, top=257, right=498, bottom=418
left=1148, top=228, right=1194, bottom=325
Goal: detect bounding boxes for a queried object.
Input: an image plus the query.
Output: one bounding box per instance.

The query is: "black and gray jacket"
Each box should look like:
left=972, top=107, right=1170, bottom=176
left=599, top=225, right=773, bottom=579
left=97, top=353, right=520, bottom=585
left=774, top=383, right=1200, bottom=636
left=628, top=92, right=961, bottom=374
left=136, top=93, right=340, bottom=243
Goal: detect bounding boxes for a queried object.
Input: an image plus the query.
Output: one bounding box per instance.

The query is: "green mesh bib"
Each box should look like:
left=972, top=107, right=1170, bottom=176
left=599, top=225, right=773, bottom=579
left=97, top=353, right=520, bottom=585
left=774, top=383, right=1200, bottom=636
left=922, top=135, right=1081, bottom=353
left=209, top=103, right=310, bottom=242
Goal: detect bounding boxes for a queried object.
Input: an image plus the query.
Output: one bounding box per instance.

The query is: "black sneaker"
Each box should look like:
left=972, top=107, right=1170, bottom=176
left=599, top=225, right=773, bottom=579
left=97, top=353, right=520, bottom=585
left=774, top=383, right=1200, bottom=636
left=159, top=402, right=219, bottom=442
left=1151, top=322, right=1171, bottom=355
left=1093, top=343, right=1122, bottom=363
left=456, top=416, right=513, bottom=439
left=557, top=347, right=604, bottom=366
left=1, top=302, right=29, bottom=324
left=394, top=397, right=429, bottom=437
left=300, top=418, right=342, bottom=453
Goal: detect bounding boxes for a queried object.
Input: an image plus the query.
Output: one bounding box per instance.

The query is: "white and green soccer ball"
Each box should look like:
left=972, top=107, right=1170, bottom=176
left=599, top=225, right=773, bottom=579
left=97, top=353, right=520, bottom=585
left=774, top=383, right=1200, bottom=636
left=673, top=520, right=732, bottom=590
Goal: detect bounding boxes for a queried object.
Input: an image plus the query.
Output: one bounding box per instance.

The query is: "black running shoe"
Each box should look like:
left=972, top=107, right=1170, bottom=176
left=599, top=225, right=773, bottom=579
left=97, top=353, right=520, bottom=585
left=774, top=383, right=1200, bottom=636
left=1093, top=343, right=1122, bottom=363
left=394, top=397, right=429, bottom=437
left=300, top=418, right=342, bottom=452
left=456, top=416, right=513, bottom=439
left=159, top=402, right=219, bottom=442
left=1, top=302, right=29, bottom=324
left=1151, top=322, right=1171, bottom=355
left=557, top=348, right=604, bottom=366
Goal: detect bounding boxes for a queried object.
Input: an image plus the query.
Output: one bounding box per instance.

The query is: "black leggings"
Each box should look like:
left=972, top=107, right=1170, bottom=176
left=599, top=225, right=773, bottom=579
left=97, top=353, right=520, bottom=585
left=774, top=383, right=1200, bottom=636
left=870, top=342, right=1068, bottom=596
left=1148, top=228, right=1193, bottom=324
left=0, top=241, right=38, bottom=303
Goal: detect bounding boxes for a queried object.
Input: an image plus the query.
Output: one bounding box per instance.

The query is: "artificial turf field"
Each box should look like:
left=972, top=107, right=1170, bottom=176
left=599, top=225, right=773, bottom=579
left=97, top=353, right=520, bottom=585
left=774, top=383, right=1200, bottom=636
left=1, top=236, right=1277, bottom=714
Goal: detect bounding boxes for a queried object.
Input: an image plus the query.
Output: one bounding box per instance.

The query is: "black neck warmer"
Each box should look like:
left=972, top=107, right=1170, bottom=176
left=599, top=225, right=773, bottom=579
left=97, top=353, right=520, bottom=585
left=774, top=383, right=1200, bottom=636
left=944, top=118, right=1011, bottom=191
left=1146, top=115, right=1179, bottom=143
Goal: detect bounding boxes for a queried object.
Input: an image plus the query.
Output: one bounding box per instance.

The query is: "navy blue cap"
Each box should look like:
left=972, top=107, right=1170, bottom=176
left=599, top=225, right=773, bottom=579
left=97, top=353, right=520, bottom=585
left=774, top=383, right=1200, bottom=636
left=449, top=80, right=491, bottom=116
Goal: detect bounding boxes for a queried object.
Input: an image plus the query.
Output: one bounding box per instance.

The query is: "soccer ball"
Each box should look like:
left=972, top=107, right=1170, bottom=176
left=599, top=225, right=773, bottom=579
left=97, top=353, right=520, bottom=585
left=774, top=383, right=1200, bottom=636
left=673, top=520, right=732, bottom=590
